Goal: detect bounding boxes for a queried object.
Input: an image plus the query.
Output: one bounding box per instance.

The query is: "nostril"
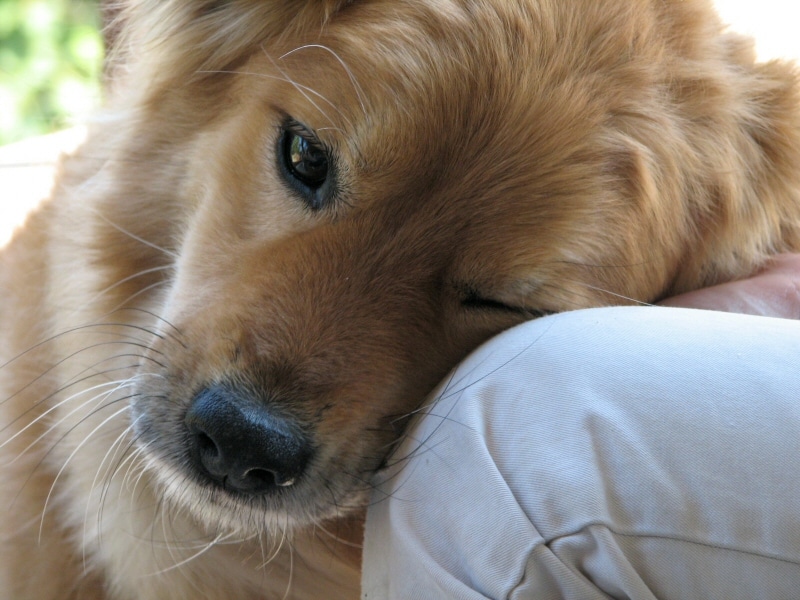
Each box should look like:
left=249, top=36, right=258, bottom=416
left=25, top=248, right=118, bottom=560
left=243, top=467, right=297, bottom=488
left=196, top=432, right=218, bottom=457
left=184, top=384, right=312, bottom=496
left=243, top=468, right=277, bottom=489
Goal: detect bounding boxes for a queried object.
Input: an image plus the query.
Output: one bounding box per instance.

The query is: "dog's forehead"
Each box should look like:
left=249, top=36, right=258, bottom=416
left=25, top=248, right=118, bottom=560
left=275, top=6, right=507, bottom=121
left=326, top=3, right=537, bottom=126
left=261, top=3, right=560, bottom=189
left=269, top=0, right=643, bottom=187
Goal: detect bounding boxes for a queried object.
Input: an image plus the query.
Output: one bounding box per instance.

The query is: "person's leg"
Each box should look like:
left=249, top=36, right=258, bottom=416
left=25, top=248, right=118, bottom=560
left=362, top=307, right=800, bottom=600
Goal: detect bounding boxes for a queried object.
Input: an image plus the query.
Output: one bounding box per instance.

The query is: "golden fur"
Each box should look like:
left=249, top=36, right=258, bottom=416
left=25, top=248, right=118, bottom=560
left=2, top=0, right=800, bottom=597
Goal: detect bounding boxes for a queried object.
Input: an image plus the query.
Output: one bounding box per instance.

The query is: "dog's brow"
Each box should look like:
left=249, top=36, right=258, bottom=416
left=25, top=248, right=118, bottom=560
left=279, top=44, right=367, bottom=121
left=261, top=44, right=351, bottom=131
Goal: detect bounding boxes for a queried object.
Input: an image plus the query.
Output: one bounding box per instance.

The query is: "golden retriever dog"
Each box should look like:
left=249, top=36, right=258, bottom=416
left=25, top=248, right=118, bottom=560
left=2, top=0, right=800, bottom=597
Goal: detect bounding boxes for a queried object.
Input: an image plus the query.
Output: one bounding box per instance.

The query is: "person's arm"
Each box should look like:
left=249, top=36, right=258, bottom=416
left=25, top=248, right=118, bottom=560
left=660, top=253, right=800, bottom=318
left=362, top=306, right=800, bottom=600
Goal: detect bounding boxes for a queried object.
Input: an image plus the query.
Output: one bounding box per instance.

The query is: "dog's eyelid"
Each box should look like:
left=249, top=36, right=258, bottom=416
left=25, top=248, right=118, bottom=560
left=460, top=287, right=518, bottom=312
left=459, top=286, right=553, bottom=318
left=283, top=119, right=324, bottom=147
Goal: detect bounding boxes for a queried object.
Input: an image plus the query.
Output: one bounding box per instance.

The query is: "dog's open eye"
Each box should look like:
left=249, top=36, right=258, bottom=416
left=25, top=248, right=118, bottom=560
left=279, top=121, right=332, bottom=210
left=284, top=131, right=328, bottom=187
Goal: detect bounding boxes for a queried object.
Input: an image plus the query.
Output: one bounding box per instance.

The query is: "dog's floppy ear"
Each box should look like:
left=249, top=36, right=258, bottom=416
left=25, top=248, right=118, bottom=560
left=677, top=51, right=800, bottom=291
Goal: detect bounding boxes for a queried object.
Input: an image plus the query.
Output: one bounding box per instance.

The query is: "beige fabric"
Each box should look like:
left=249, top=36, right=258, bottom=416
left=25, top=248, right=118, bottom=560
left=363, top=307, right=800, bottom=599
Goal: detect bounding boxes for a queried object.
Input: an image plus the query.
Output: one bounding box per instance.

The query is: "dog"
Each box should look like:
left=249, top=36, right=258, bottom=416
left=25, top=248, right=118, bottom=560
left=2, top=0, right=800, bottom=597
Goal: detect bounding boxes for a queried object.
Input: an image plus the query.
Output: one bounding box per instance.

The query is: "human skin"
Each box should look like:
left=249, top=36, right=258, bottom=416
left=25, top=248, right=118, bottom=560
left=661, top=254, right=800, bottom=319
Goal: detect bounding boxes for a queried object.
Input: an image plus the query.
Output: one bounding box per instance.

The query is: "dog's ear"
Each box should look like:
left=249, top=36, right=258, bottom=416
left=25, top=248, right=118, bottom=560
left=678, top=48, right=800, bottom=291
left=605, top=38, right=800, bottom=299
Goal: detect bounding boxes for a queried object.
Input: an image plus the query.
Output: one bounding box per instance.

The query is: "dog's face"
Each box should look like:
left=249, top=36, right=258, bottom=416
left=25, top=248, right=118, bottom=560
left=83, top=0, right=798, bottom=535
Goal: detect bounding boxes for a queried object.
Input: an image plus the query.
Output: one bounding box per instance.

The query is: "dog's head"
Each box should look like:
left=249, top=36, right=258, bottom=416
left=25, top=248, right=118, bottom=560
left=82, top=0, right=800, bottom=533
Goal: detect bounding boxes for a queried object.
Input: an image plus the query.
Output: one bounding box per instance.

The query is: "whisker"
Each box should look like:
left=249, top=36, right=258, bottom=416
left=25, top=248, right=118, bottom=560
left=40, top=403, right=132, bottom=543
left=312, top=513, right=363, bottom=550
left=0, top=320, right=169, bottom=374
left=259, top=523, right=288, bottom=568
left=119, top=439, right=151, bottom=503
left=148, top=529, right=232, bottom=577
left=534, top=279, right=653, bottom=310
left=101, top=280, right=172, bottom=321
left=114, top=307, right=184, bottom=339
left=260, top=47, right=350, bottom=132
left=279, top=44, right=368, bottom=121
left=79, top=265, right=173, bottom=312
left=197, top=67, right=350, bottom=134
left=85, top=417, right=141, bottom=567
left=579, top=283, right=654, bottom=306
left=30, top=389, right=136, bottom=479
left=2, top=374, right=138, bottom=456
left=376, top=319, right=559, bottom=498
left=1, top=340, right=165, bottom=412
left=102, top=426, right=145, bottom=516
left=125, top=439, right=160, bottom=518
left=88, top=207, right=178, bottom=260
left=95, top=307, right=187, bottom=353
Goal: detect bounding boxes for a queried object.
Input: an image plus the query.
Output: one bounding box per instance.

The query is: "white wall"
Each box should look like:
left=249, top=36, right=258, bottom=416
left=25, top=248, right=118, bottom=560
left=714, top=1, right=800, bottom=60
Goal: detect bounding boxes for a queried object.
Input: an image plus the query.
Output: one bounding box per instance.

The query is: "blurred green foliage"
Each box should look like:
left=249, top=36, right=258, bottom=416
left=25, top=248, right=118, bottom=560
left=0, top=0, right=103, bottom=145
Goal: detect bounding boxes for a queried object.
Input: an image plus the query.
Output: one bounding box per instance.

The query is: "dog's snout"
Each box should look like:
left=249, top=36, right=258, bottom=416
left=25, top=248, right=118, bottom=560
left=184, top=385, right=311, bottom=495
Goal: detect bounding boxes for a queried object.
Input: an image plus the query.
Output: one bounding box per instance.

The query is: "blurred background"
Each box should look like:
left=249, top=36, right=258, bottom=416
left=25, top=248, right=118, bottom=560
left=0, top=0, right=102, bottom=145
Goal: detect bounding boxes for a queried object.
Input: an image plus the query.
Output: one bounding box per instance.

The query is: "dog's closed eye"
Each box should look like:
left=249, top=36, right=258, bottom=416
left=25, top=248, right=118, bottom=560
left=460, top=286, right=554, bottom=319
left=461, top=286, right=526, bottom=313
left=460, top=289, right=520, bottom=312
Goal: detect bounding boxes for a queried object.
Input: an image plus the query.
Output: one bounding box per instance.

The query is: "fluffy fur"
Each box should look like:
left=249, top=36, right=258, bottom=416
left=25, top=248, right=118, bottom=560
left=2, top=0, right=800, bottom=598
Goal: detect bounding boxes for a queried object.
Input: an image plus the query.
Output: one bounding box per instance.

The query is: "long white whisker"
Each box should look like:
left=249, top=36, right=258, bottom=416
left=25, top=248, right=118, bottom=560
left=259, top=522, right=287, bottom=568
left=119, top=442, right=148, bottom=498
left=84, top=418, right=139, bottom=567
left=197, top=67, right=351, bottom=133
left=39, top=404, right=131, bottom=543
left=88, top=208, right=178, bottom=260
left=4, top=378, right=135, bottom=459
left=261, top=47, right=346, bottom=131
left=80, top=266, right=173, bottom=311
left=579, top=283, right=654, bottom=307
left=314, top=521, right=363, bottom=549
left=125, top=444, right=156, bottom=516
left=148, top=530, right=234, bottom=577
left=1, top=339, right=164, bottom=428
left=103, top=279, right=171, bottom=316
left=282, top=527, right=294, bottom=600
left=280, top=44, right=368, bottom=120
left=0, top=321, right=166, bottom=377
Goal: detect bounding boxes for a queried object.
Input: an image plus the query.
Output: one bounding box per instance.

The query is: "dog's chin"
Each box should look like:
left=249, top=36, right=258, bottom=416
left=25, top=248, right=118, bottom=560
left=141, top=451, right=365, bottom=536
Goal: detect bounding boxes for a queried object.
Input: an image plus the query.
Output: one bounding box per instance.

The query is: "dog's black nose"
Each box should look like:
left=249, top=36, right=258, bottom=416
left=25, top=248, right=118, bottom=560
left=184, top=385, right=311, bottom=495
